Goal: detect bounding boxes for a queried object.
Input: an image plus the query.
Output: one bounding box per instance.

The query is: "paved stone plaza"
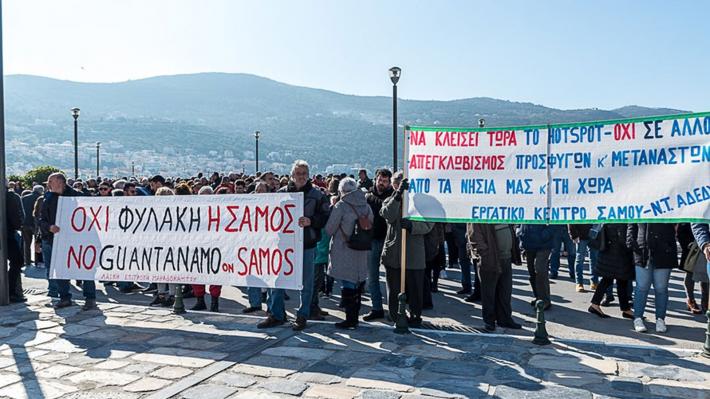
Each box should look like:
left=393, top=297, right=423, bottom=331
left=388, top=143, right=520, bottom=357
left=1, top=294, right=709, bottom=399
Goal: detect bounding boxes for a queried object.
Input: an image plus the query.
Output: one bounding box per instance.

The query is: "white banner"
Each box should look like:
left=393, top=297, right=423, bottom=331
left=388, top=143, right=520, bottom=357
left=405, top=112, right=710, bottom=223
left=50, top=193, right=304, bottom=289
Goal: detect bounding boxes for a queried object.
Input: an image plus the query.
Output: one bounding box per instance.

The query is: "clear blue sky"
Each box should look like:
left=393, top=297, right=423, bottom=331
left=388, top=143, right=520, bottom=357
left=4, top=0, right=709, bottom=111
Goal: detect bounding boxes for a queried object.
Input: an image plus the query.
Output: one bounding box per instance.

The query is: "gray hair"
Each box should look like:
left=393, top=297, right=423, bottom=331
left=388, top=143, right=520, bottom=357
left=198, top=186, right=214, bottom=195
left=48, top=172, right=67, bottom=184
left=113, top=179, right=127, bottom=190
left=33, top=185, right=45, bottom=194
left=290, top=160, right=310, bottom=176
left=338, top=177, right=357, bottom=194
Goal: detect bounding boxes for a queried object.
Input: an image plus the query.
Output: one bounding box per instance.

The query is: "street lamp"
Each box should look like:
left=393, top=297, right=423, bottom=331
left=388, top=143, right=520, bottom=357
left=389, top=67, right=401, bottom=171
left=254, top=130, right=260, bottom=174
left=71, top=107, right=80, bottom=179
left=95, top=142, right=101, bottom=178
left=478, top=118, right=486, bottom=128
left=131, top=161, right=135, bottom=177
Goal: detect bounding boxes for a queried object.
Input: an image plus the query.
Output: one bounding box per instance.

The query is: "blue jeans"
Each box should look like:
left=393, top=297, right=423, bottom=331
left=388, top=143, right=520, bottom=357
left=367, top=239, right=385, bottom=311
left=342, top=280, right=359, bottom=290
left=42, top=241, right=58, bottom=297
left=551, top=232, right=576, bottom=276
left=633, top=264, right=671, bottom=320
left=57, top=279, right=96, bottom=301
left=247, top=287, right=262, bottom=308
left=453, top=226, right=473, bottom=291
left=574, top=240, right=599, bottom=285
left=268, top=247, right=315, bottom=321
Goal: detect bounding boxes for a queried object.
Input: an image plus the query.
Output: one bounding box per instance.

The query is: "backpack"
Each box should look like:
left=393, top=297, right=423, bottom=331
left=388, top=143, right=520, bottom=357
left=340, top=202, right=373, bottom=251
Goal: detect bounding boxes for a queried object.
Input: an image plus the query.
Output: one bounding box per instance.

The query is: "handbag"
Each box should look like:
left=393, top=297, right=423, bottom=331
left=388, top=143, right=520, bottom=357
left=339, top=202, right=373, bottom=251
left=684, top=241, right=702, bottom=273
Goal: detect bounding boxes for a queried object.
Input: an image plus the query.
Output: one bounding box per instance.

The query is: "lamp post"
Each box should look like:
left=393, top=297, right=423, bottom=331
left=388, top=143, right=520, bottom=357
left=389, top=67, right=401, bottom=171
left=131, top=161, right=135, bottom=177
left=95, top=142, right=100, bottom=178
left=71, top=107, right=80, bottom=179
left=478, top=118, right=486, bottom=128
left=0, top=2, right=9, bottom=305
left=254, top=130, right=260, bottom=174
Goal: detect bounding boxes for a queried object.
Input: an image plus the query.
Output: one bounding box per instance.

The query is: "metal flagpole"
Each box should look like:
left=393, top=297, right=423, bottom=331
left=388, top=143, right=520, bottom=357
left=0, top=0, right=10, bottom=306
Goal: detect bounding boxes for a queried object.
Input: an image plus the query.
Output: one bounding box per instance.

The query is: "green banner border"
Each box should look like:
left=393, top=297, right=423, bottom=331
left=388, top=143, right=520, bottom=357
left=407, top=216, right=710, bottom=224
left=408, top=111, right=710, bottom=132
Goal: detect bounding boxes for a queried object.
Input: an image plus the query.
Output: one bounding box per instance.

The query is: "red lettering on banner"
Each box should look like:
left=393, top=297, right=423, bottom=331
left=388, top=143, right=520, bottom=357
left=88, top=206, right=103, bottom=232
left=487, top=130, right=517, bottom=146
left=237, top=247, right=248, bottom=275
left=409, top=154, right=506, bottom=171
left=435, top=131, right=479, bottom=147
left=255, top=206, right=269, bottom=232
left=71, top=207, right=87, bottom=232
left=66, top=245, right=96, bottom=270
left=284, top=248, right=294, bottom=276
left=208, top=205, right=221, bottom=231
left=105, top=206, right=110, bottom=231
left=613, top=123, right=635, bottom=141
left=270, top=207, right=284, bottom=232
left=239, top=206, right=253, bottom=232
left=225, top=205, right=239, bottom=232
left=410, top=130, right=426, bottom=146
left=283, top=204, right=296, bottom=233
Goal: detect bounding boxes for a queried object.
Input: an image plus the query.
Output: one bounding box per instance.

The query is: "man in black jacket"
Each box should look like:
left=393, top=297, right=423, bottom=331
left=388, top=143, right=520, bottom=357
left=258, top=160, right=330, bottom=331
left=6, top=186, right=25, bottom=302
left=39, top=173, right=93, bottom=310
left=362, top=168, right=393, bottom=321
left=21, top=186, right=43, bottom=267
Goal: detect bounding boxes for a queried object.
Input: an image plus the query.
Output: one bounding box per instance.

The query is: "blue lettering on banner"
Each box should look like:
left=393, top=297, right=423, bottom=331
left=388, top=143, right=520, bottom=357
left=534, top=207, right=587, bottom=221
left=409, top=178, right=430, bottom=194
left=548, top=125, right=604, bottom=144
left=471, top=206, right=525, bottom=220
left=596, top=205, right=645, bottom=220
left=611, top=145, right=710, bottom=167
left=439, top=178, right=452, bottom=194
left=505, top=179, right=532, bottom=194
left=515, top=153, right=592, bottom=170
left=460, top=179, right=496, bottom=194
left=675, top=185, right=710, bottom=209
left=577, top=177, right=614, bottom=194
left=670, top=117, right=710, bottom=137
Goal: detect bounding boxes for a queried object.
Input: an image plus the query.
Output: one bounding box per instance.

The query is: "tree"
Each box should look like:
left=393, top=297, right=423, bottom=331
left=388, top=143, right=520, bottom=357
left=22, top=166, right=63, bottom=187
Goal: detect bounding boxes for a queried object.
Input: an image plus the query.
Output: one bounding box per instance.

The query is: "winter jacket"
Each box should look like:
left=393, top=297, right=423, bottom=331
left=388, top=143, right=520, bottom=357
left=626, top=223, right=678, bottom=269
left=516, top=224, right=554, bottom=251
left=279, top=180, right=330, bottom=249
left=314, top=228, right=331, bottom=265
left=424, top=223, right=445, bottom=262
left=38, top=185, right=82, bottom=243
left=357, top=177, right=374, bottom=191
left=366, top=186, right=394, bottom=240
left=380, top=196, right=433, bottom=270
left=325, top=189, right=374, bottom=283
left=676, top=223, right=696, bottom=269
left=568, top=224, right=592, bottom=241
left=466, top=224, right=518, bottom=273
left=595, top=224, right=634, bottom=280
left=692, top=223, right=710, bottom=252
left=21, top=192, right=40, bottom=228
left=6, top=191, right=23, bottom=233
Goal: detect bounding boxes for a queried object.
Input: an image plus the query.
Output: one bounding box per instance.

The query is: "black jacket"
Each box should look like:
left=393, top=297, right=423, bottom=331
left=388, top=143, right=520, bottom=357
left=6, top=191, right=23, bottom=233
left=568, top=224, right=592, bottom=241
left=595, top=224, right=634, bottom=280
left=38, top=185, right=82, bottom=243
left=21, top=192, right=40, bottom=227
left=626, top=223, right=678, bottom=269
left=279, top=180, right=330, bottom=249
left=366, top=186, right=394, bottom=240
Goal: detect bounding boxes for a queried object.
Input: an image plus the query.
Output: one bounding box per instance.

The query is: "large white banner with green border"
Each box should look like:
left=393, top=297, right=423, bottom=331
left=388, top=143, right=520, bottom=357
left=404, top=112, right=710, bottom=224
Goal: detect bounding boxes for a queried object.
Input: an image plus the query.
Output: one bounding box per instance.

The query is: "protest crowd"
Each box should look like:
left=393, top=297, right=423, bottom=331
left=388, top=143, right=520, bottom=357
left=4, top=160, right=710, bottom=339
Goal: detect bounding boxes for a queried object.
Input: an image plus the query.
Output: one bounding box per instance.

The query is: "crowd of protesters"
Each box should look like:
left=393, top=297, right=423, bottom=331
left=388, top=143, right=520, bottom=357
left=4, top=161, right=710, bottom=338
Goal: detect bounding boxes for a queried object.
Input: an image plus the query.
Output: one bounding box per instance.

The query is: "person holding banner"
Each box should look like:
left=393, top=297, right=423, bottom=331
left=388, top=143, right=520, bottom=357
left=258, top=160, right=330, bottom=331
left=380, top=173, right=433, bottom=327
left=39, top=173, right=95, bottom=310
left=627, top=223, right=677, bottom=333
left=588, top=224, right=634, bottom=319
left=691, top=223, right=710, bottom=312
left=148, top=187, right=178, bottom=308
left=190, top=185, right=222, bottom=312
left=325, top=177, right=374, bottom=329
